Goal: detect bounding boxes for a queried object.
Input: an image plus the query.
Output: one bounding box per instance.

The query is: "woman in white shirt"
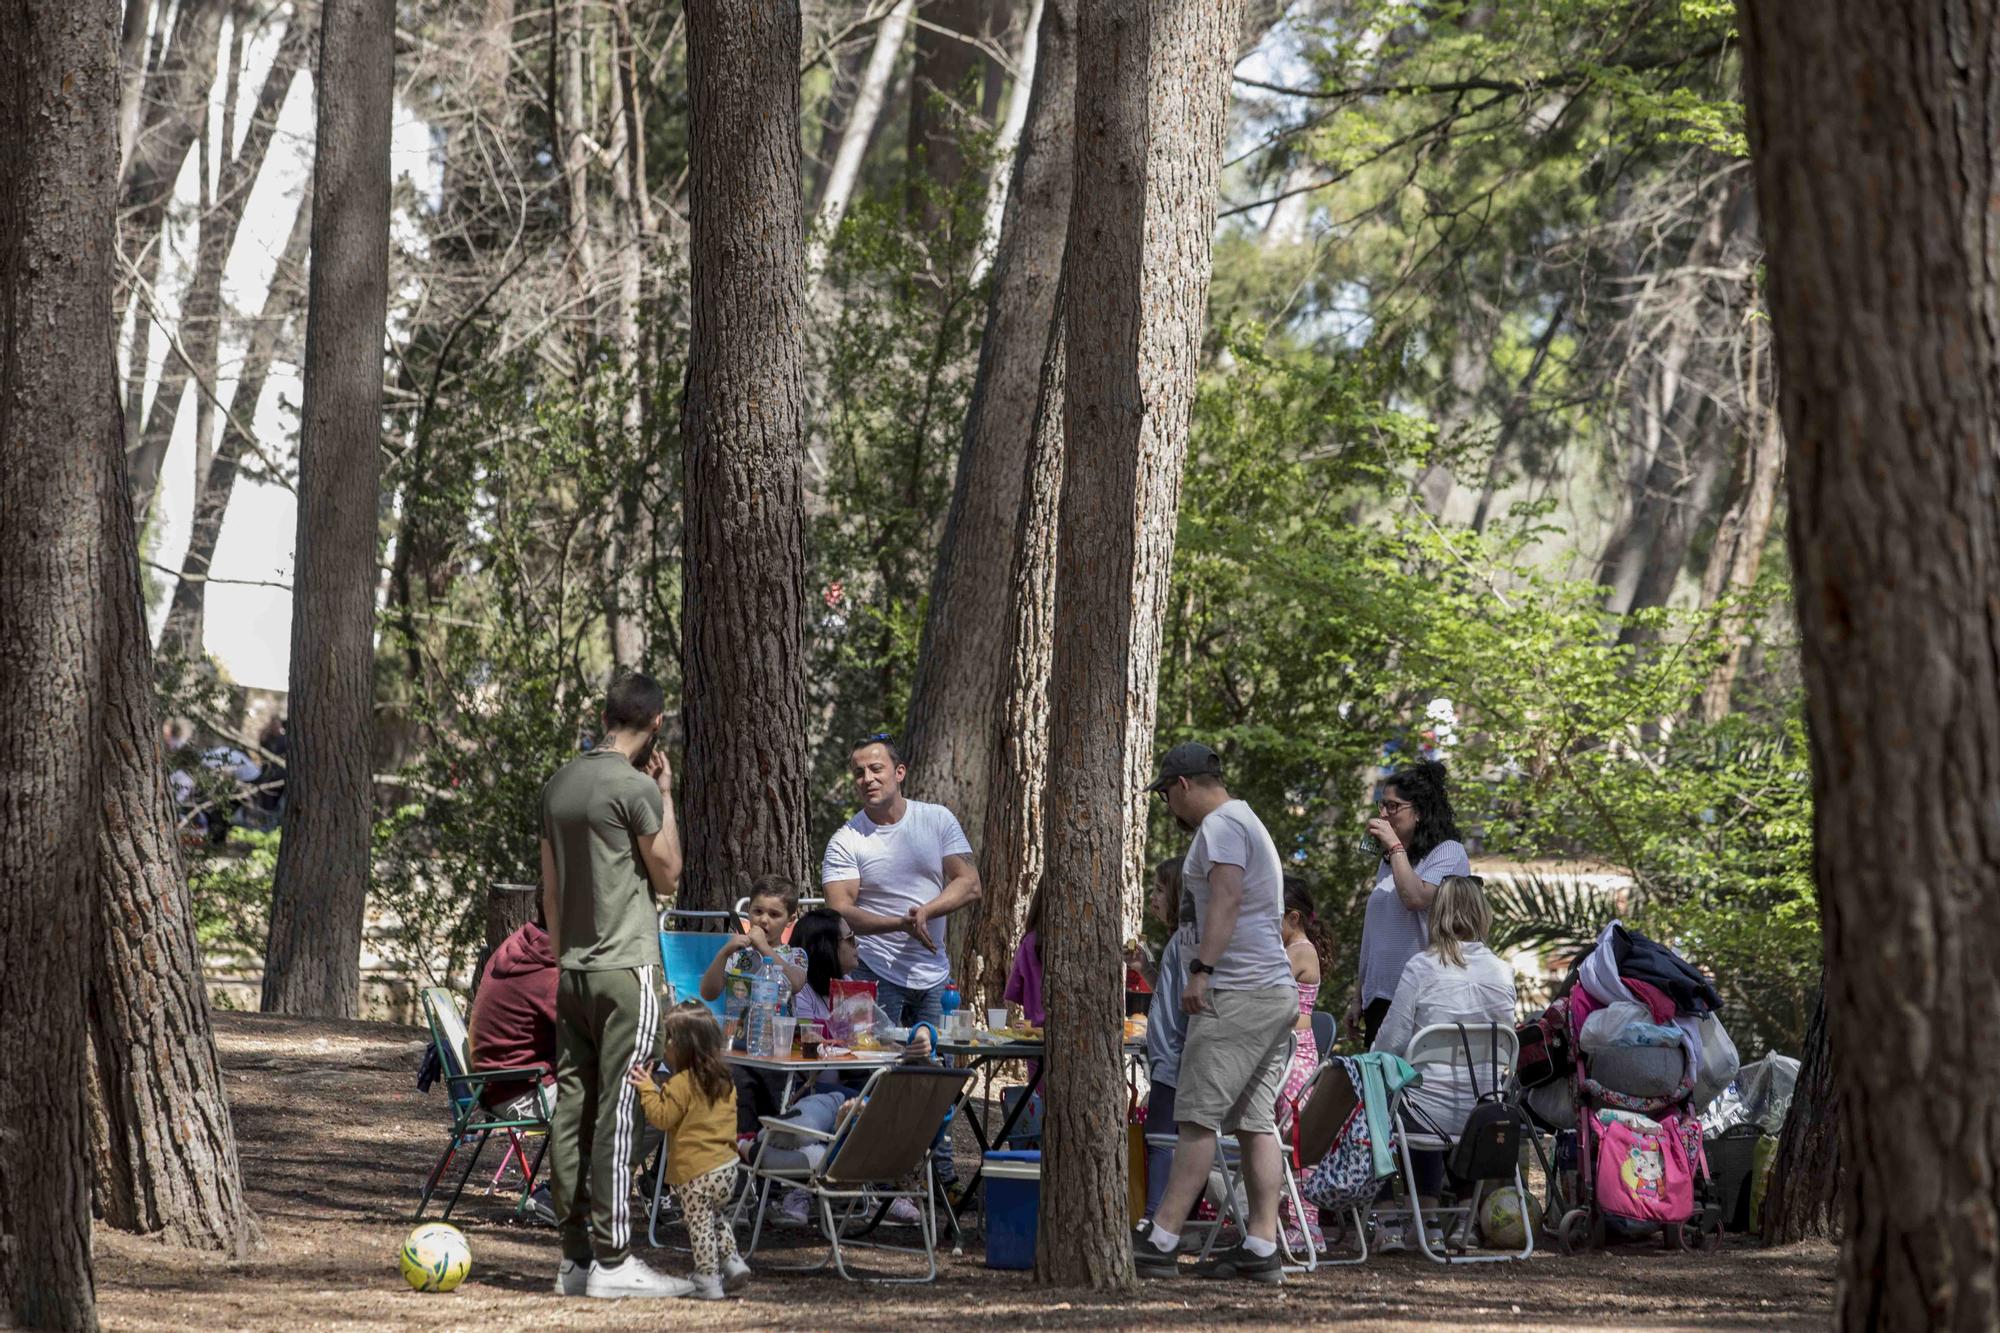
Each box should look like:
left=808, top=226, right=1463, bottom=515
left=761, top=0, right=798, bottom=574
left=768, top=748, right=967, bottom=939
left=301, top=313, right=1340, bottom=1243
left=1370, top=875, right=1516, bottom=1214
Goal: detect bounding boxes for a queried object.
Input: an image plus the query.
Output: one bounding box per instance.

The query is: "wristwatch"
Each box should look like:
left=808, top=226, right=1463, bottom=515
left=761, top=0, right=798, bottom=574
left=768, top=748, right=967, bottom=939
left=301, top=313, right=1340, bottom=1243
left=1188, top=959, right=1216, bottom=977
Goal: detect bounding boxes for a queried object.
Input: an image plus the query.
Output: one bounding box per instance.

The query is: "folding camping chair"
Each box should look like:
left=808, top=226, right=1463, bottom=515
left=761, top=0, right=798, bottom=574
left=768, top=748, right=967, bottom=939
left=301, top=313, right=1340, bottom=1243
left=742, top=1063, right=972, bottom=1283
left=414, top=986, right=552, bottom=1221
left=1381, top=1023, right=1534, bottom=1264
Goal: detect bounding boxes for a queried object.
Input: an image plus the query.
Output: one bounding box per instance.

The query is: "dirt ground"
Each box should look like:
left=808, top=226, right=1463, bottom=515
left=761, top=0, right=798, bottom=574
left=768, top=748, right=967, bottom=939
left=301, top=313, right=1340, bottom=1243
left=94, top=1012, right=1836, bottom=1330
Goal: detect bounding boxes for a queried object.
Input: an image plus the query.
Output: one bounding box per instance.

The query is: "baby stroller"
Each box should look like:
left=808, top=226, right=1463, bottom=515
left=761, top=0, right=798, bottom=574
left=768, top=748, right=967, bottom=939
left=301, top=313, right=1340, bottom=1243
left=1552, top=927, right=1728, bottom=1253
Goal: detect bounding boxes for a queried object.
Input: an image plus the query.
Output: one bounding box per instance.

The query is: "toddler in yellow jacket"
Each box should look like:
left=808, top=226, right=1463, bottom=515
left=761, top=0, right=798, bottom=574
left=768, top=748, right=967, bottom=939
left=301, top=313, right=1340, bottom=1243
left=626, top=1003, right=747, bottom=1299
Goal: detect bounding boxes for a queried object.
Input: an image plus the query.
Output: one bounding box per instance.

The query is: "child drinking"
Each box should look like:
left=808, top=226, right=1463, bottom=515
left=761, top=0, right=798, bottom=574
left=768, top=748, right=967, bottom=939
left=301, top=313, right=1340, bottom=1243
left=626, top=1004, right=750, bottom=1300
left=699, top=876, right=807, bottom=1137
left=1276, top=875, right=1330, bottom=1251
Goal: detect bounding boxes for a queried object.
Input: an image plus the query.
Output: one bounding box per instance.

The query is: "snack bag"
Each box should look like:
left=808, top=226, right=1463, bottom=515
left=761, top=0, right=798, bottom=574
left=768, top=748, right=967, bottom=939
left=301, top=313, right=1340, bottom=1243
left=828, top=978, right=877, bottom=1047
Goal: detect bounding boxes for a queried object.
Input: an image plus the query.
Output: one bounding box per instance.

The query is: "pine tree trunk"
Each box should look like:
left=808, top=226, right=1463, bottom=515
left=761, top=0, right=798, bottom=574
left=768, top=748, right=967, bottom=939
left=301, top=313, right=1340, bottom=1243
left=93, top=372, right=261, bottom=1255
left=557, top=0, right=598, bottom=319
left=1739, top=2, right=2000, bottom=1325
left=0, top=3, right=118, bottom=1324
left=904, top=0, right=1075, bottom=875
left=905, top=0, right=981, bottom=228
left=1037, top=0, right=1239, bottom=1288
left=262, top=0, right=394, bottom=1018
left=969, top=0, right=1044, bottom=286
left=679, top=0, right=809, bottom=910
left=1763, top=985, right=1839, bottom=1244
left=1697, top=399, right=1784, bottom=721
left=960, top=299, right=1066, bottom=1010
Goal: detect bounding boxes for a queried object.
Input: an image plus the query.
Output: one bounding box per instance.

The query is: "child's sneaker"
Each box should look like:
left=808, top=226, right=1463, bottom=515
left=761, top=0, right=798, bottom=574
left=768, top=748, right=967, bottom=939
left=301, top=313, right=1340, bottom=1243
left=721, top=1253, right=752, bottom=1293
left=779, top=1189, right=812, bottom=1227
left=885, top=1197, right=924, bottom=1226
left=689, top=1274, right=726, bottom=1302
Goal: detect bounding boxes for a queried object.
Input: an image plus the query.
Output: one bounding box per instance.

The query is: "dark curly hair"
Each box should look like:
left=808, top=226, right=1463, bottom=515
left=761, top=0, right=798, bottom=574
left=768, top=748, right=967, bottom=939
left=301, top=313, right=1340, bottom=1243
left=1383, top=759, right=1462, bottom=864
left=1281, top=874, right=1333, bottom=969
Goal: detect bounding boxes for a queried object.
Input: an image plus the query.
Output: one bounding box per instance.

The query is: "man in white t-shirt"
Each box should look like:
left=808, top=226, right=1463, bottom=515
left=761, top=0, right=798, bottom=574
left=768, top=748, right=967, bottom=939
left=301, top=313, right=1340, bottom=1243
left=821, top=732, right=981, bottom=1184
left=1133, top=742, right=1297, bottom=1285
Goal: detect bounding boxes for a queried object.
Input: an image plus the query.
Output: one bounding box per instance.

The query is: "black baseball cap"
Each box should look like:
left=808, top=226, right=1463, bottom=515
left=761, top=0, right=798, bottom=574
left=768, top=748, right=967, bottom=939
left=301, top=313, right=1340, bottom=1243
left=1147, top=741, right=1223, bottom=792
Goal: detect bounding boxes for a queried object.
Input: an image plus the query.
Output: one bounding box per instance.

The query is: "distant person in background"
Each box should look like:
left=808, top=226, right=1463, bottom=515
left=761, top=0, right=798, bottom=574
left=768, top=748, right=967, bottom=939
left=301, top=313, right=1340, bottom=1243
left=1143, top=857, right=1192, bottom=1220
left=254, top=716, right=287, bottom=826
left=471, top=916, right=559, bottom=1224
left=1352, top=759, right=1469, bottom=1047
left=1274, top=876, right=1330, bottom=1251
left=1002, top=879, right=1047, bottom=1027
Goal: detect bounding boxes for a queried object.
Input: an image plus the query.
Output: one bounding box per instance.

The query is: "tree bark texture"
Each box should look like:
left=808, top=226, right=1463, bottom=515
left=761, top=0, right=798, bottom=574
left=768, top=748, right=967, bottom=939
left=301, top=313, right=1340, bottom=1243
left=1764, top=985, right=1840, bottom=1245
left=904, top=0, right=1075, bottom=880
left=128, top=7, right=310, bottom=523
left=960, top=300, right=1066, bottom=1010
left=679, top=0, right=810, bottom=911
left=1738, top=2, right=2000, bottom=1326
left=92, top=368, right=260, bottom=1255
left=1697, top=354, right=1784, bottom=721
left=0, top=2, right=119, bottom=1324
left=160, top=193, right=312, bottom=662
left=262, top=0, right=394, bottom=1018
left=1037, top=0, right=1239, bottom=1288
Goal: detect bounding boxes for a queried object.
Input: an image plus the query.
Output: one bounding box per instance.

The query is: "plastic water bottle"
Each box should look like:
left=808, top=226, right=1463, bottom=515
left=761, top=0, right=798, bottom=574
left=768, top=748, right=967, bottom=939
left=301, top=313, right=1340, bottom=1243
left=746, top=1001, right=778, bottom=1057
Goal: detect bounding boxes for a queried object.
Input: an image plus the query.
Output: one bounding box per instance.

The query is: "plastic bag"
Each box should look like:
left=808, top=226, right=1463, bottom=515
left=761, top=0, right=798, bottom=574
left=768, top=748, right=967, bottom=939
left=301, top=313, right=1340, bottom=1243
left=1737, top=1054, right=1801, bottom=1136
left=1692, top=1012, right=1740, bottom=1109
left=1580, top=1001, right=1682, bottom=1054
left=827, top=978, right=876, bottom=1047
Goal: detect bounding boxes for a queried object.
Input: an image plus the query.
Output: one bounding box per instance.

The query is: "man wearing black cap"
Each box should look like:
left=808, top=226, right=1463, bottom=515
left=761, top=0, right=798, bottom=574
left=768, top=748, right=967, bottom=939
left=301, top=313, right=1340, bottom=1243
left=1132, top=742, right=1298, bottom=1285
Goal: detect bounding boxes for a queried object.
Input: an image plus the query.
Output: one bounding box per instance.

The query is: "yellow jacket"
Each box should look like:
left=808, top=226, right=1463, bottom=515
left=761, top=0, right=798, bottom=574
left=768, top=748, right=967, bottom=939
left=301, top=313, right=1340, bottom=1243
left=635, top=1069, right=738, bottom=1185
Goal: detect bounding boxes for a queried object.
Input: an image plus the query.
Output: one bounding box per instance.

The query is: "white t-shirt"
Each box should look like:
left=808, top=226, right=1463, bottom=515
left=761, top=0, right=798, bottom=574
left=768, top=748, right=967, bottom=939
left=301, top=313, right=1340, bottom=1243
left=820, top=799, right=973, bottom=991
left=1180, top=799, right=1293, bottom=991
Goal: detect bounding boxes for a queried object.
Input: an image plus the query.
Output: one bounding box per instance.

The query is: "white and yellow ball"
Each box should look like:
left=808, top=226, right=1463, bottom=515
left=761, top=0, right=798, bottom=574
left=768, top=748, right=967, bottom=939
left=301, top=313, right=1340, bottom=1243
left=1478, top=1186, right=1529, bottom=1250
left=399, top=1222, right=471, bottom=1292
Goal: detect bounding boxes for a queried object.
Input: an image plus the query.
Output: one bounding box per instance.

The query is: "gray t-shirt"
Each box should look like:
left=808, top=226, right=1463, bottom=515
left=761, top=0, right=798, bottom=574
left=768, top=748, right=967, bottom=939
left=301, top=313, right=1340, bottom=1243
left=1357, top=839, right=1471, bottom=1005
left=1180, top=799, right=1293, bottom=991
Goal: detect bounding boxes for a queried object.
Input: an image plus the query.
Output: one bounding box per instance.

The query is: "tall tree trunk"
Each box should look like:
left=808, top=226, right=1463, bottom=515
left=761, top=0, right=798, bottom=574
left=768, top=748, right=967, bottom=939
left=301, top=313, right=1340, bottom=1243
left=93, top=351, right=261, bottom=1255
left=603, top=0, right=650, bottom=672
left=968, top=0, right=1044, bottom=285
left=1038, top=0, right=1239, bottom=1288
left=116, top=0, right=153, bottom=178
left=262, top=0, right=393, bottom=1018
left=961, top=298, right=1066, bottom=1010
left=806, top=0, right=913, bottom=282
left=0, top=2, right=119, bottom=1324
left=128, top=7, right=308, bottom=522
left=1763, top=984, right=1839, bottom=1244
left=160, top=192, right=312, bottom=656
left=557, top=0, right=598, bottom=323
left=905, top=0, right=982, bottom=229
left=679, top=0, right=809, bottom=910
left=1738, top=2, right=2000, bottom=1327
left=904, top=0, right=1075, bottom=878
left=1697, top=322, right=1784, bottom=721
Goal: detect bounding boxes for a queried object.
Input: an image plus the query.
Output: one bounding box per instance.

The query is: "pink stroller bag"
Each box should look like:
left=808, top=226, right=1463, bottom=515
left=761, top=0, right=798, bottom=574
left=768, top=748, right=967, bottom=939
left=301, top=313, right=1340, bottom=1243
left=1592, top=1112, right=1696, bottom=1226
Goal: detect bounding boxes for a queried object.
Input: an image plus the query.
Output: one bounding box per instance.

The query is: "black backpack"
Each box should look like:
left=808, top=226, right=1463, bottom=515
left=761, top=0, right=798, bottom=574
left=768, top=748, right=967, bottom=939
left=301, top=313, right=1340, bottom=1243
left=1408, top=1022, right=1524, bottom=1182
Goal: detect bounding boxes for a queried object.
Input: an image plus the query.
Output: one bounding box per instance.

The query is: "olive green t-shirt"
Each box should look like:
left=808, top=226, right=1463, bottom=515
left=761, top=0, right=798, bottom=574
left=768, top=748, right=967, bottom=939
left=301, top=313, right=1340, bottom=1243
left=540, top=749, right=665, bottom=971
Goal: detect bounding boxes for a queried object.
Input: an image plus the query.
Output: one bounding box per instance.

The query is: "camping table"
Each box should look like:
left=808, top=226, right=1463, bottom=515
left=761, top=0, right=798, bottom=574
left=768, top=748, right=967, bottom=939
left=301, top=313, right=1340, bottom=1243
left=936, top=1038, right=1149, bottom=1215
left=648, top=1050, right=900, bottom=1247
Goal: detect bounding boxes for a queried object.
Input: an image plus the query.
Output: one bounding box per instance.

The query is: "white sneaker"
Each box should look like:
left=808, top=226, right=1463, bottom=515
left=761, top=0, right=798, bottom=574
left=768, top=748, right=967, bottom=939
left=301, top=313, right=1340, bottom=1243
left=885, top=1197, right=924, bottom=1226
left=1375, top=1226, right=1407, bottom=1254
left=553, top=1258, right=591, bottom=1296
left=584, top=1255, right=694, bottom=1300
left=689, top=1274, right=726, bottom=1302
left=778, top=1190, right=812, bottom=1227
left=721, top=1253, right=752, bottom=1293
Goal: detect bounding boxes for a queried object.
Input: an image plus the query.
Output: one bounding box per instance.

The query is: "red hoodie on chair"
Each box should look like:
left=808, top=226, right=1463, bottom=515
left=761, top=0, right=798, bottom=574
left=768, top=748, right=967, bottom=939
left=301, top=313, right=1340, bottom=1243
left=469, top=921, right=558, bottom=1110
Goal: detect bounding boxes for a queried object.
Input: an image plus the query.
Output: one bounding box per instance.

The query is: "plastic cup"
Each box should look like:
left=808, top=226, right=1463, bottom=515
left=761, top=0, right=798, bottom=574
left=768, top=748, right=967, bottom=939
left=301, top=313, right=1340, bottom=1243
left=772, top=1017, right=798, bottom=1055
left=988, top=1007, right=1010, bottom=1033
left=799, top=1022, right=822, bottom=1058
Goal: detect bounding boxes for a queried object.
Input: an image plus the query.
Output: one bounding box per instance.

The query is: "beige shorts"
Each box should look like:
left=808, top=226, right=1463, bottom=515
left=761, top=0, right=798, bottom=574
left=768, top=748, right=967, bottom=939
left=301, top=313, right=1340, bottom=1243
left=1173, top=985, right=1299, bottom=1136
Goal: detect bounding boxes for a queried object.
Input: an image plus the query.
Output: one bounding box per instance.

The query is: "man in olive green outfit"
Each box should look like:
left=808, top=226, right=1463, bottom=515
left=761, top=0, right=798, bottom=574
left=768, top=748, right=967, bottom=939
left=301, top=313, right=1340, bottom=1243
left=541, top=673, right=688, bottom=1300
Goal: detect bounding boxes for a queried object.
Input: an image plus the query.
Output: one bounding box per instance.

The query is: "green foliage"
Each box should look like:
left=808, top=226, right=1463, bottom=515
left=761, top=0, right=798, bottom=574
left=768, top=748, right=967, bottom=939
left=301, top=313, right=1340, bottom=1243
left=189, top=828, right=280, bottom=963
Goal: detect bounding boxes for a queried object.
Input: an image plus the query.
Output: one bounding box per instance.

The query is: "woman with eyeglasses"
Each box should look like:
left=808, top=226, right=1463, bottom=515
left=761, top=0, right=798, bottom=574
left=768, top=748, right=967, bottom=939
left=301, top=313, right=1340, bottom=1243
left=1350, top=759, right=1470, bottom=1046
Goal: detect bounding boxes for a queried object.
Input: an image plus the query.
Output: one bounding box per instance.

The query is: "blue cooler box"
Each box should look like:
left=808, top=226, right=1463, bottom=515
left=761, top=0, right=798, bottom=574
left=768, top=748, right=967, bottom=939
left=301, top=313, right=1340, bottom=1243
left=983, top=1150, right=1042, bottom=1270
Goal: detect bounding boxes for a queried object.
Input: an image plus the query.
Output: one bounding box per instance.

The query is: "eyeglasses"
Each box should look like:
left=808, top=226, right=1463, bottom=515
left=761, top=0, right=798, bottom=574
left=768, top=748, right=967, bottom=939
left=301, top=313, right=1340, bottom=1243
left=838, top=930, right=856, bottom=942
left=1378, top=799, right=1413, bottom=815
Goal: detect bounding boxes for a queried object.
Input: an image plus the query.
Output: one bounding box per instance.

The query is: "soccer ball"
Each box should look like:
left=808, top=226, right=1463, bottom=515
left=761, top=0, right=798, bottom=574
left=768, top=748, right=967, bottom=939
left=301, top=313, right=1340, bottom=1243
left=1478, top=1186, right=1529, bottom=1250
left=399, top=1222, right=471, bottom=1292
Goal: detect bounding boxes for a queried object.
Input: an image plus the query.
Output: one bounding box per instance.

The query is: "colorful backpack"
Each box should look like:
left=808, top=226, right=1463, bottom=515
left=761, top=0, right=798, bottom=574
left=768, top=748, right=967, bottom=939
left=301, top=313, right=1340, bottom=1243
left=1593, top=1110, right=1701, bottom=1226
left=1299, top=1062, right=1391, bottom=1209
